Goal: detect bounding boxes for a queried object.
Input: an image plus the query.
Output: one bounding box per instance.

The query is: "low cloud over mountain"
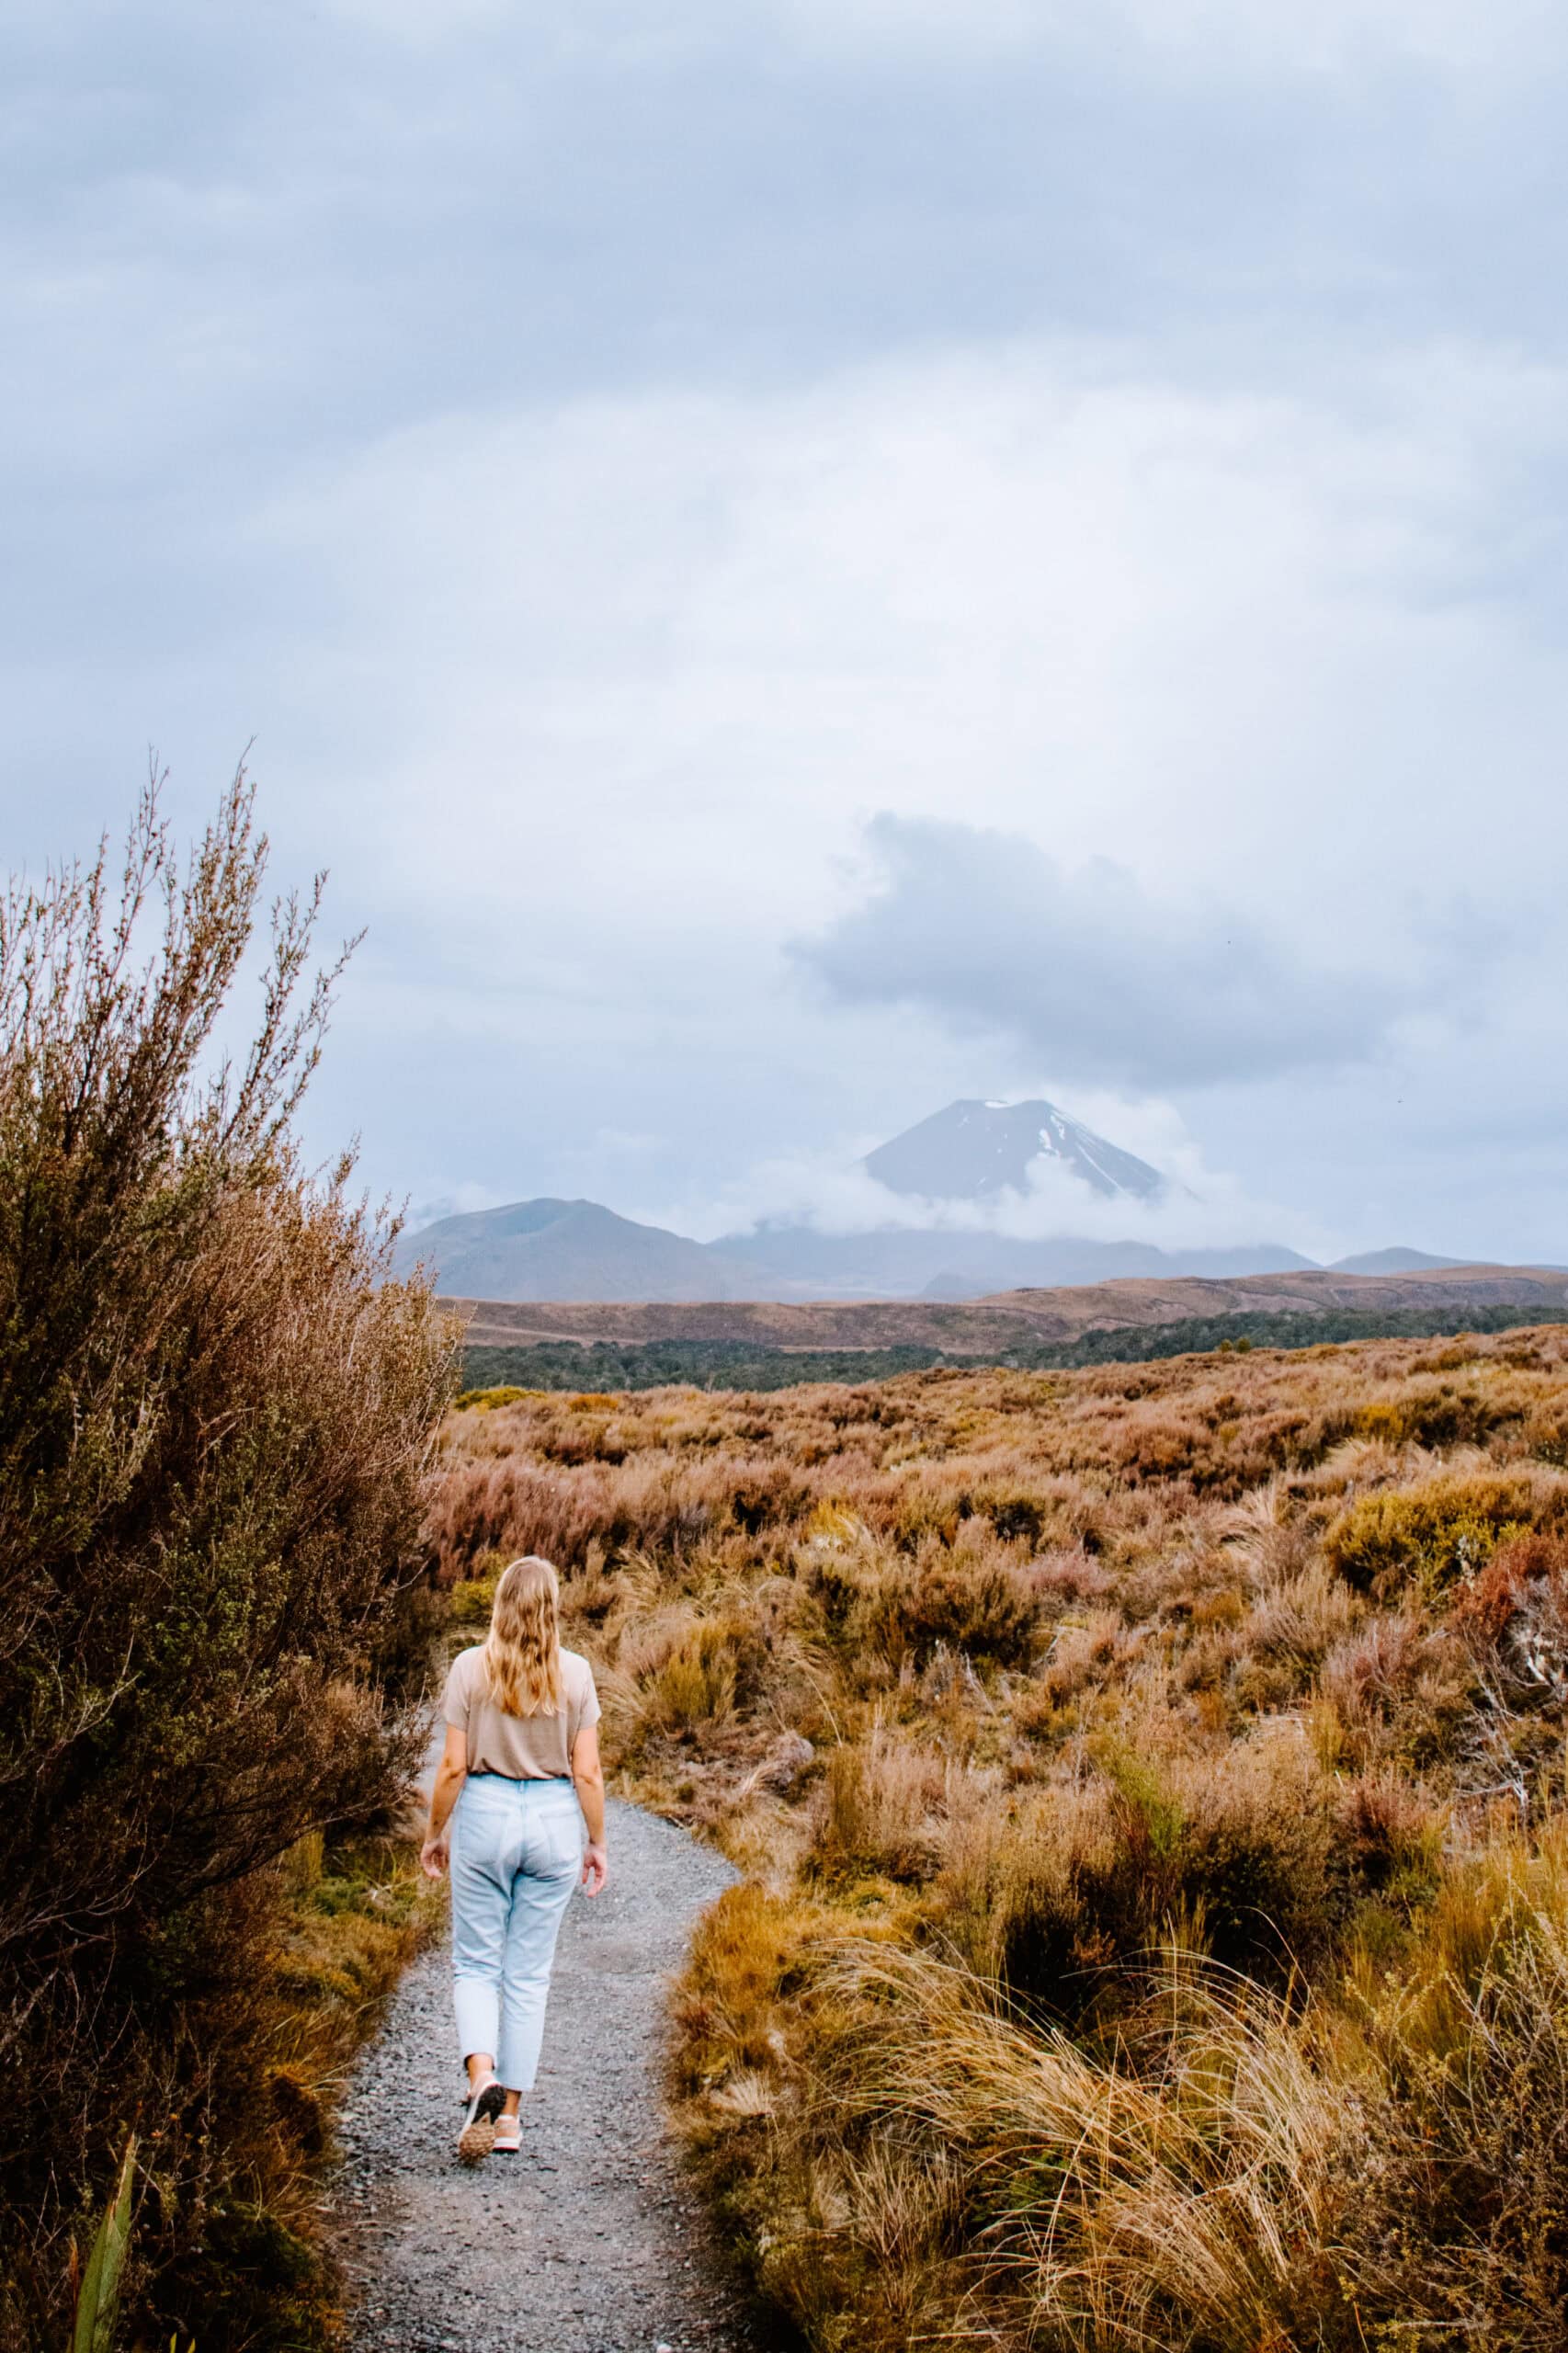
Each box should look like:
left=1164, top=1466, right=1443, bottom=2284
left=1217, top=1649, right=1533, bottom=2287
left=399, top=1096, right=1340, bottom=1301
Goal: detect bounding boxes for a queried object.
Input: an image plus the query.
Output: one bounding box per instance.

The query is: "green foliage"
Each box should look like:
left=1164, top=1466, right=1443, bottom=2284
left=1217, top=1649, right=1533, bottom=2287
left=71, top=2136, right=136, bottom=2353
left=448, top=1572, right=500, bottom=1625
left=453, top=1382, right=534, bottom=1410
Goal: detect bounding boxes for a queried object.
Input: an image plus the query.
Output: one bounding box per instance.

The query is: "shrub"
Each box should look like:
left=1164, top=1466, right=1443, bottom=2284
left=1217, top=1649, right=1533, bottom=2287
left=1244, top=1559, right=1355, bottom=1669
left=438, top=1305, right=1568, bottom=2351
left=1450, top=1529, right=1568, bottom=1679
left=1338, top=1824, right=1568, bottom=2349
left=0, top=779, right=453, bottom=2349
left=939, top=1736, right=1343, bottom=2024
left=1319, top=1614, right=1478, bottom=1767
left=901, top=1551, right=1041, bottom=1667
left=1352, top=1381, right=1502, bottom=1450
left=1324, top=1472, right=1534, bottom=1598
left=644, top=1621, right=742, bottom=1734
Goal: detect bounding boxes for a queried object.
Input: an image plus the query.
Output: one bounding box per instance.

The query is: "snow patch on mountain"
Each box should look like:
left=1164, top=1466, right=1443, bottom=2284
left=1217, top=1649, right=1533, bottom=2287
left=863, top=1097, right=1165, bottom=1205
left=642, top=1097, right=1336, bottom=1267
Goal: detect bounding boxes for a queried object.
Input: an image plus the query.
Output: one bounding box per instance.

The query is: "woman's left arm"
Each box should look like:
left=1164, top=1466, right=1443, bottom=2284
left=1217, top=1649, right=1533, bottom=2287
left=421, top=1725, right=469, bottom=1880
left=571, top=1723, right=608, bottom=1895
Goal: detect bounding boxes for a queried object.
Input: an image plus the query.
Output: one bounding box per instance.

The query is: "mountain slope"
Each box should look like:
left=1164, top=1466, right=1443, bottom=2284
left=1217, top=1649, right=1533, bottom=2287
left=720, top=1224, right=1312, bottom=1298
left=392, top=1199, right=755, bottom=1303
left=399, top=1198, right=1314, bottom=1303
left=864, top=1097, right=1164, bottom=1202
left=1329, top=1246, right=1464, bottom=1274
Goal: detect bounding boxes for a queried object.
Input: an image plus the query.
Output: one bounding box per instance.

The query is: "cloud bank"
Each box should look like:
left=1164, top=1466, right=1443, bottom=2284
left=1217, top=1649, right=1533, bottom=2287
left=792, top=815, right=1415, bottom=1088
left=642, top=1095, right=1336, bottom=1261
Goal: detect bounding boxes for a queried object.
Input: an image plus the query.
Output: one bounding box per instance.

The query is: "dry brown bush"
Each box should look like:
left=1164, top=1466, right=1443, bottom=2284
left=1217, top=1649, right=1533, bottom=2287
left=0, top=780, right=453, bottom=2351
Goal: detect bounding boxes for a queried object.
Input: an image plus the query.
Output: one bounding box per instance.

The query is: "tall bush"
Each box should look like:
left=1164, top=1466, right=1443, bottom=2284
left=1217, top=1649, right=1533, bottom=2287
left=0, top=775, right=454, bottom=2347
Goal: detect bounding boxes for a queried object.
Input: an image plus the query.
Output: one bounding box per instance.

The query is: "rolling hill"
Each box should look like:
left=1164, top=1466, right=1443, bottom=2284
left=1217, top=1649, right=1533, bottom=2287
left=392, top=1198, right=758, bottom=1302
left=449, top=1261, right=1568, bottom=1354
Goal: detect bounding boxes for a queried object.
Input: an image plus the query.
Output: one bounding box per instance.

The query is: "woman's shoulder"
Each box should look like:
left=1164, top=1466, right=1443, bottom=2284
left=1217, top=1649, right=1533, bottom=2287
left=448, top=1643, right=486, bottom=1688
left=559, top=1646, right=597, bottom=1688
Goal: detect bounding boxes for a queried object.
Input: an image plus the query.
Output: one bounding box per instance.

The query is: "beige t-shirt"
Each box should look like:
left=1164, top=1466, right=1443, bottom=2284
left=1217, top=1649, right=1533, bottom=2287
left=443, top=1644, right=601, bottom=1780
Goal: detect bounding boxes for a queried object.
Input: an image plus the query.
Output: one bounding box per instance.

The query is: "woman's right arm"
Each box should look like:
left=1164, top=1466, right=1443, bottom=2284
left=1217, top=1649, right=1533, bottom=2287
left=571, top=1723, right=608, bottom=1895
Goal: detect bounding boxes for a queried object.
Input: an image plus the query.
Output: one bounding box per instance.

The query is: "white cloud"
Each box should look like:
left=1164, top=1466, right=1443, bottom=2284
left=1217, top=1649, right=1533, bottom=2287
left=403, top=1179, right=510, bottom=1228
left=506, top=0, right=1568, bottom=80
left=222, top=328, right=1568, bottom=1253
left=260, top=335, right=1568, bottom=977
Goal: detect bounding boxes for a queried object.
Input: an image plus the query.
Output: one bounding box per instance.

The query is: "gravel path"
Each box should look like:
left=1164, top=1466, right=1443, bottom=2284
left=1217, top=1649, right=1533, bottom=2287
left=333, top=1797, right=776, bottom=2353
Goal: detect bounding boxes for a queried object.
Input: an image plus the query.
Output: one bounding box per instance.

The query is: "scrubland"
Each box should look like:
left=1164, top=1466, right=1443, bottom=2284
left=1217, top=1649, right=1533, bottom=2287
left=436, top=1327, right=1568, bottom=2351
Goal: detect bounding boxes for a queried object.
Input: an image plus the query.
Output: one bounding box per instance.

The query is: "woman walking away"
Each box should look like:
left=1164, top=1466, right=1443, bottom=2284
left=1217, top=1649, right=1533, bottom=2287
left=421, top=1555, right=608, bottom=2164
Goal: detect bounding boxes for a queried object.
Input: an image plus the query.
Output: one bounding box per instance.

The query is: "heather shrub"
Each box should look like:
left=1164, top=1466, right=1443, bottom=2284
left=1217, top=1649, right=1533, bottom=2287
left=1524, top=1399, right=1568, bottom=1466
left=901, top=1547, right=1041, bottom=1666
left=1450, top=1529, right=1568, bottom=1686
left=1352, top=1380, right=1504, bottom=1450
left=973, top=1484, right=1049, bottom=1544
left=1244, top=1558, right=1356, bottom=1670
left=644, top=1624, right=741, bottom=1733
left=1319, top=1614, right=1478, bottom=1768
left=0, top=782, right=453, bottom=2349
left=1333, top=1770, right=1444, bottom=1918
left=1324, top=1472, right=1535, bottom=1597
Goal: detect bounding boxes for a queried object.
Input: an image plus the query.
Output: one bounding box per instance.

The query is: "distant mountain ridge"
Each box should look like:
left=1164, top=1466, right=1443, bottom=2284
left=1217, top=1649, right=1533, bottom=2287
left=392, top=1097, right=1494, bottom=1303
left=713, top=1223, right=1312, bottom=1299
left=1327, top=1246, right=1465, bottom=1275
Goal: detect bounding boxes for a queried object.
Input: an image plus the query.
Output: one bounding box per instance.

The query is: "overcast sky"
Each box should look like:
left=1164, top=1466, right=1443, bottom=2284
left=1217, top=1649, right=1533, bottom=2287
left=6, top=0, right=1567, bottom=1260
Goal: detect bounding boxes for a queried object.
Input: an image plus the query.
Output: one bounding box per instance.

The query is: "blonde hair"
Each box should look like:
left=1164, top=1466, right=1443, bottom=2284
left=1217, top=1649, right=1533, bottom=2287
left=481, top=1555, right=562, bottom=1718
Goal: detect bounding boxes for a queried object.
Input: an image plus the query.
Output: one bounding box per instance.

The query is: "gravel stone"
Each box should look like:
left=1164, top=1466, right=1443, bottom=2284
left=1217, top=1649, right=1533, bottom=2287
left=332, top=1797, right=778, bottom=2353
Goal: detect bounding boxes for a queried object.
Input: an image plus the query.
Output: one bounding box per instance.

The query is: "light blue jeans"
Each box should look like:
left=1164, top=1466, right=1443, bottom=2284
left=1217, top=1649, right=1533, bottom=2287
left=451, top=1774, right=583, bottom=2091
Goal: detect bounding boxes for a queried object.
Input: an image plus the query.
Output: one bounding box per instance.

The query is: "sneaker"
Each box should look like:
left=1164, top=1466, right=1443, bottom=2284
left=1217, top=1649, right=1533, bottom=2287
left=457, top=2075, right=505, bottom=2165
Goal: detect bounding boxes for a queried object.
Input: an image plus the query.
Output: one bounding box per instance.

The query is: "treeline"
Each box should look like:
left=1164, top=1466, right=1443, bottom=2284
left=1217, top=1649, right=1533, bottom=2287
left=460, top=1298, right=1568, bottom=1396
left=0, top=783, right=453, bottom=2351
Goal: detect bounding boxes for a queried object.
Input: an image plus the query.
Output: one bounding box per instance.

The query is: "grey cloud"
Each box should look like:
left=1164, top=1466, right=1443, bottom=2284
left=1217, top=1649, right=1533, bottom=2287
left=792, top=815, right=1410, bottom=1088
